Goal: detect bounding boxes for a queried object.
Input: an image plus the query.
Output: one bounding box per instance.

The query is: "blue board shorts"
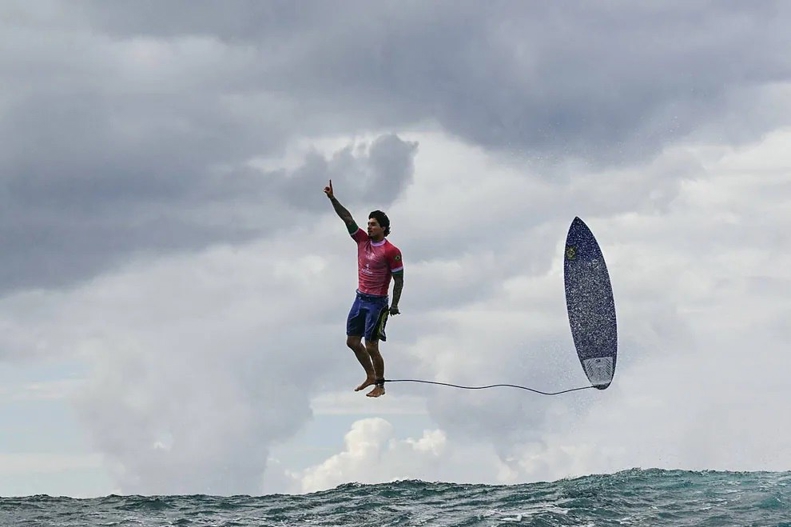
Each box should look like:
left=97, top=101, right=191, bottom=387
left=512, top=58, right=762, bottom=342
left=346, top=291, right=390, bottom=342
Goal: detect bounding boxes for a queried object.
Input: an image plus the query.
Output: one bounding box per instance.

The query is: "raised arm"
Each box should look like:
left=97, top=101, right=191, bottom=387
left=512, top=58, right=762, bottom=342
left=324, top=179, right=358, bottom=233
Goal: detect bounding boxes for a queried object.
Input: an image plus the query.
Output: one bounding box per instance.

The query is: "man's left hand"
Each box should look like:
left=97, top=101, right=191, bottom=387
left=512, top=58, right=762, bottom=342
left=389, top=305, right=400, bottom=315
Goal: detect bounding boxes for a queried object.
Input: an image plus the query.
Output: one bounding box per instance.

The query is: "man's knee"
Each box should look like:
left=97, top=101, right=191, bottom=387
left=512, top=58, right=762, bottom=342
left=346, top=335, right=362, bottom=349
left=365, top=339, right=380, bottom=355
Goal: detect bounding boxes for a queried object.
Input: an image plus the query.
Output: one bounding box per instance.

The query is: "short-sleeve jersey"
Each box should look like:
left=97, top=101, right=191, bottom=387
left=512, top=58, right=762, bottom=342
left=351, top=228, right=403, bottom=297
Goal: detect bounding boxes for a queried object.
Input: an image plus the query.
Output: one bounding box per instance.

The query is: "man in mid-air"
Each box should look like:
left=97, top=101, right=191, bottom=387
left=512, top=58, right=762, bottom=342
left=324, top=179, right=404, bottom=398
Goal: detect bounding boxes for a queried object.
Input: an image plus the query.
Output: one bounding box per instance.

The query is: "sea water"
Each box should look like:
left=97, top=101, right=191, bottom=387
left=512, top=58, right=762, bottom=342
left=2, top=469, right=790, bottom=526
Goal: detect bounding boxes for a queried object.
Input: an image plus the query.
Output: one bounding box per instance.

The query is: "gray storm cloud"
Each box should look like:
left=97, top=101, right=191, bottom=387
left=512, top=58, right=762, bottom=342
left=278, top=133, right=418, bottom=210
left=0, top=130, right=416, bottom=295
left=4, top=1, right=790, bottom=296
left=77, top=1, right=791, bottom=162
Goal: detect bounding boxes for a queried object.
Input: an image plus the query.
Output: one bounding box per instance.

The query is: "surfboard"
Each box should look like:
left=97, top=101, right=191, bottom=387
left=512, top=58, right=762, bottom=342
left=563, top=217, right=617, bottom=389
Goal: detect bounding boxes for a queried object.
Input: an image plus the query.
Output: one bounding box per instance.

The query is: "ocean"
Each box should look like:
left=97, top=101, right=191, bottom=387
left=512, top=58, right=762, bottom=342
left=1, top=469, right=789, bottom=526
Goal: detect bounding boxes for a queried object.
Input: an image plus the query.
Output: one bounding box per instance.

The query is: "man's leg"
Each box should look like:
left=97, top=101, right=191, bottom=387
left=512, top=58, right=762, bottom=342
left=347, top=335, right=376, bottom=391
left=365, top=338, right=385, bottom=398
left=346, top=296, right=376, bottom=391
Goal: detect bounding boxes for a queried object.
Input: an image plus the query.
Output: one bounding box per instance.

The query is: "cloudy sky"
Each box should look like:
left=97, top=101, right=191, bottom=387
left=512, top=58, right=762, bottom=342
left=2, top=0, right=791, bottom=497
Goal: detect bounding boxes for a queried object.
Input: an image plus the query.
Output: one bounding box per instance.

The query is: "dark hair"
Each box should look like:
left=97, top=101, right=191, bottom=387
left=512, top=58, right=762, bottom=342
left=369, top=210, right=390, bottom=236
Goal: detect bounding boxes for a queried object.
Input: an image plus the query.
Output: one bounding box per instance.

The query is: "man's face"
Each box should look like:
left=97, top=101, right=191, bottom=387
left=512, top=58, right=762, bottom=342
left=367, top=217, right=384, bottom=239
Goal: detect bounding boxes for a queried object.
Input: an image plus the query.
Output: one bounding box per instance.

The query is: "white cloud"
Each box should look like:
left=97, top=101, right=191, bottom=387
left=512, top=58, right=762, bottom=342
left=0, top=233, right=351, bottom=494
left=278, top=127, right=791, bottom=493
left=289, top=417, right=513, bottom=494
left=3, top=126, right=791, bottom=496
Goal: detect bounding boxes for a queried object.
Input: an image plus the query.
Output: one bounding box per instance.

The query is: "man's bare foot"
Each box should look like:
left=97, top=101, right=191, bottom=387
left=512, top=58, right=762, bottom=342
left=366, top=385, right=385, bottom=398
left=355, top=376, right=376, bottom=392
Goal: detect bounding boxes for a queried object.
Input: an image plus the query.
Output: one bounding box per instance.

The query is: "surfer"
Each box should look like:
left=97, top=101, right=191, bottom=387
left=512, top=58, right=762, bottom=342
left=324, top=179, right=404, bottom=398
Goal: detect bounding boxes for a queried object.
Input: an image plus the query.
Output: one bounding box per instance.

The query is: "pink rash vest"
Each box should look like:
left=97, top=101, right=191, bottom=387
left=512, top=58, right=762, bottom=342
left=351, top=228, right=403, bottom=297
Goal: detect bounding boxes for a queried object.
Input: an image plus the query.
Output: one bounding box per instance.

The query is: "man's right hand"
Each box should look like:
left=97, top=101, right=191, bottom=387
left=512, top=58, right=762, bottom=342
left=326, top=180, right=355, bottom=228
